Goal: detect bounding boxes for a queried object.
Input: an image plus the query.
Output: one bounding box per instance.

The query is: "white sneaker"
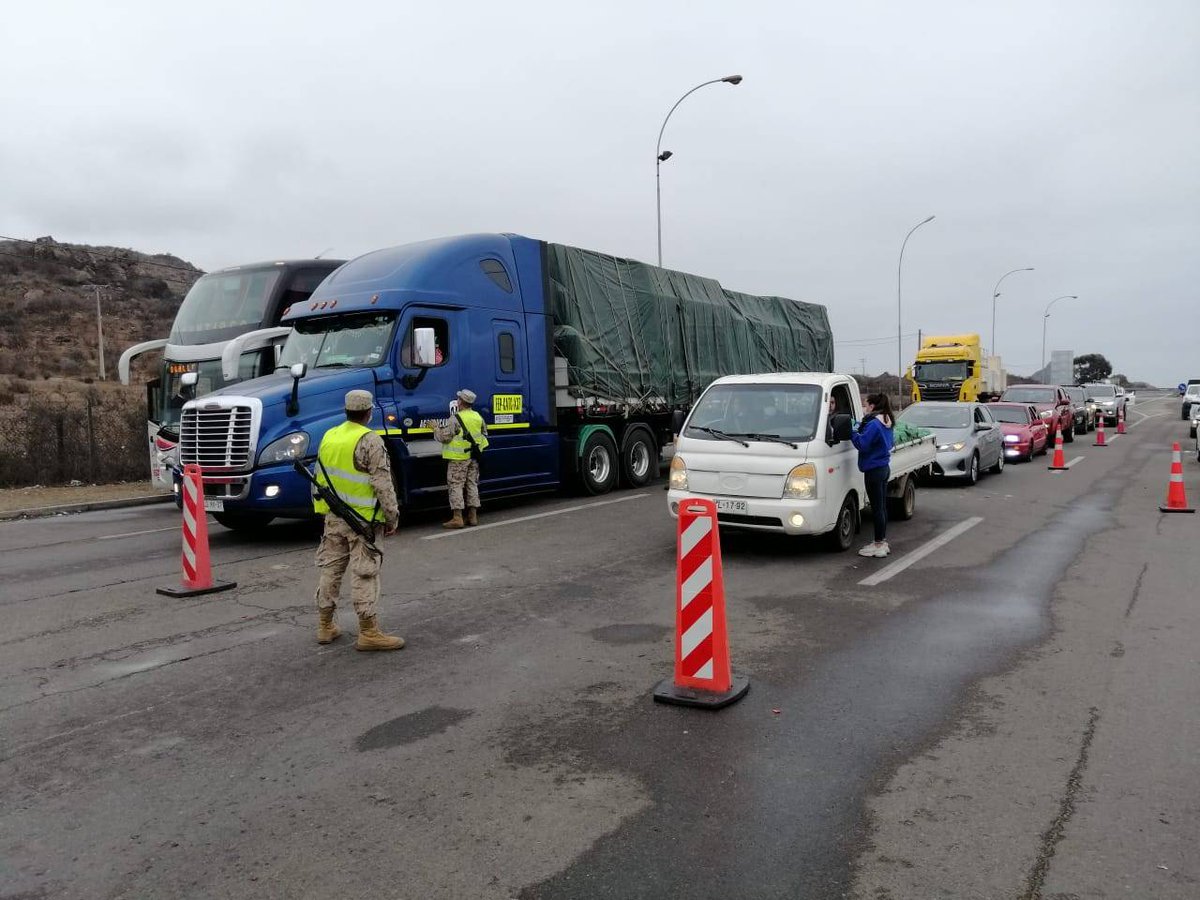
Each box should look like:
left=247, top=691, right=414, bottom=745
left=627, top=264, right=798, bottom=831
left=858, top=543, right=879, bottom=557
left=873, top=541, right=891, bottom=558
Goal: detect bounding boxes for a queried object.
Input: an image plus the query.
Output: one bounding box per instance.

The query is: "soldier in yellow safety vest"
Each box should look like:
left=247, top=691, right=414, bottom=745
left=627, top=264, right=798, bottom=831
left=312, top=389, right=404, bottom=651
left=435, top=388, right=489, bottom=529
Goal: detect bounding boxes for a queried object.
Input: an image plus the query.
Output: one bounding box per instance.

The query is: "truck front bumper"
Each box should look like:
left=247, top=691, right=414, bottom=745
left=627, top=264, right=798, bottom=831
left=666, top=490, right=837, bottom=536
left=174, top=463, right=315, bottom=519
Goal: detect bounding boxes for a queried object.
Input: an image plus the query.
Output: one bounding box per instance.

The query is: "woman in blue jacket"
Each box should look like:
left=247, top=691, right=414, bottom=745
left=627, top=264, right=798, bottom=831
left=850, top=393, right=895, bottom=558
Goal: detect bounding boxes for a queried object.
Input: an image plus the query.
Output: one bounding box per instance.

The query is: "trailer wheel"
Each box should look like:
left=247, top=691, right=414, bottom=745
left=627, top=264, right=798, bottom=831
left=825, top=494, right=858, bottom=552
left=213, top=512, right=275, bottom=532
left=619, top=428, right=656, bottom=488
left=888, top=475, right=917, bottom=521
left=579, top=431, right=619, bottom=495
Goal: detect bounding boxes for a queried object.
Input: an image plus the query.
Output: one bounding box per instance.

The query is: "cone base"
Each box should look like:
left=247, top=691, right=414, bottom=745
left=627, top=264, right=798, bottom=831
left=1048, top=466, right=1071, bottom=471
left=653, top=674, right=750, bottom=709
left=157, top=579, right=238, bottom=597
left=1093, top=442, right=1109, bottom=447
left=1158, top=506, right=1195, bottom=514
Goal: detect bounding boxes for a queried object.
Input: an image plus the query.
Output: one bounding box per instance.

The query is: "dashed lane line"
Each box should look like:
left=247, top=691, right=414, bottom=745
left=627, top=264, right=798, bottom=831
left=421, top=492, right=652, bottom=540
left=858, top=517, right=984, bottom=587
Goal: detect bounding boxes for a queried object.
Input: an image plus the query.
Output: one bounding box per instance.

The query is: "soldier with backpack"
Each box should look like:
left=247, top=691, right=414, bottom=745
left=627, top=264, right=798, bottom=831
left=435, top=389, right=489, bottom=529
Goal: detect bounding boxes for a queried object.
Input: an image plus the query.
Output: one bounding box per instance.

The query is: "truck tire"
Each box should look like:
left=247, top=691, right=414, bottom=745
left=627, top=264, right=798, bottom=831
left=888, top=475, right=917, bottom=521
left=619, top=427, right=656, bottom=488
left=579, top=431, right=619, bottom=496
left=213, top=512, right=275, bottom=532
left=825, top=494, right=858, bottom=552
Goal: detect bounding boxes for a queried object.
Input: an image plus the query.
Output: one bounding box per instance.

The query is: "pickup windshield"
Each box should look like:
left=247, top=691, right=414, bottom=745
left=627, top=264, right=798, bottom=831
left=685, top=383, right=822, bottom=443
left=279, top=312, right=397, bottom=369
left=1002, top=387, right=1058, bottom=404
left=913, top=362, right=970, bottom=381
left=899, top=405, right=970, bottom=428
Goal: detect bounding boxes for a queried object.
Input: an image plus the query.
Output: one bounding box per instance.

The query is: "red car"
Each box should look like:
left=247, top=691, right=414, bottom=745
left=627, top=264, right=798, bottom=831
left=987, top=402, right=1050, bottom=461
left=998, top=384, right=1075, bottom=442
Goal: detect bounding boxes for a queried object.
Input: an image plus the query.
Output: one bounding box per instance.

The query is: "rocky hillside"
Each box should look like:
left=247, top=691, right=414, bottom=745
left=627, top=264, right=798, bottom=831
left=0, top=236, right=203, bottom=383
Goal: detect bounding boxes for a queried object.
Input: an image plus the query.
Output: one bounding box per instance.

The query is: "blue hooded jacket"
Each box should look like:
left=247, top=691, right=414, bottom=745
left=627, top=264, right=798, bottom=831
left=850, top=414, right=894, bottom=473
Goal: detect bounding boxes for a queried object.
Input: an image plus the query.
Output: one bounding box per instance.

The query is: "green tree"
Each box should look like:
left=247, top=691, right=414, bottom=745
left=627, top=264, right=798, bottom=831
left=1074, top=353, right=1112, bottom=384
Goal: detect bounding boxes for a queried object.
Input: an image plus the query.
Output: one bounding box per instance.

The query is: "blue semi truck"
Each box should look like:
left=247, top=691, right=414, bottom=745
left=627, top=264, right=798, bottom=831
left=178, top=233, right=833, bottom=530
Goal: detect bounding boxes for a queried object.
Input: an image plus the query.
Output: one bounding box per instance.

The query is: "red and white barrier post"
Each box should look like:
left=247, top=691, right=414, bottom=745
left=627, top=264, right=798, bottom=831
left=158, top=464, right=237, bottom=597
left=654, top=498, right=750, bottom=709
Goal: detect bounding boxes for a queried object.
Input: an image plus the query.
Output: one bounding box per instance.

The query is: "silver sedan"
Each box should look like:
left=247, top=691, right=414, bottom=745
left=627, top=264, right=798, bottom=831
left=897, top=401, right=1005, bottom=485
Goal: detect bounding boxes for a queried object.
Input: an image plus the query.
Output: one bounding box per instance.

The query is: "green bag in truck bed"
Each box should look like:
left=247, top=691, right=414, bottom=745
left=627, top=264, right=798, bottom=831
left=545, top=243, right=833, bottom=407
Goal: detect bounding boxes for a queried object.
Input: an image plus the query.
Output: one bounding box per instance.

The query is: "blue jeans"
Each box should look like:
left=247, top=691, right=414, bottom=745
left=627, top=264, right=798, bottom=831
left=863, top=466, right=890, bottom=542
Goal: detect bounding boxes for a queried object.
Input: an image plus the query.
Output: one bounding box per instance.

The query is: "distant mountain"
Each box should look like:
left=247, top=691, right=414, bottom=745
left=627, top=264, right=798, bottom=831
left=0, top=236, right=203, bottom=382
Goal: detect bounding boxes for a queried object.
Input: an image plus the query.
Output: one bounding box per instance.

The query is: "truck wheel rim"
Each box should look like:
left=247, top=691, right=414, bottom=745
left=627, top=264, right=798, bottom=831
left=630, top=442, right=650, bottom=479
left=589, top=447, right=611, bottom=483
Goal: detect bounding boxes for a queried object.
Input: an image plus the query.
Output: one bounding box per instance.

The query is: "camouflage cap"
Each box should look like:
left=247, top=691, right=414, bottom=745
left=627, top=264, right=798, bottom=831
left=456, top=389, right=477, bottom=404
left=345, top=389, right=374, bottom=412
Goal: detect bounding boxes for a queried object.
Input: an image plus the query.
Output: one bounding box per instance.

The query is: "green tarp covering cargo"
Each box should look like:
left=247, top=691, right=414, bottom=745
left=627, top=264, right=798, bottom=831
left=545, top=243, right=833, bottom=410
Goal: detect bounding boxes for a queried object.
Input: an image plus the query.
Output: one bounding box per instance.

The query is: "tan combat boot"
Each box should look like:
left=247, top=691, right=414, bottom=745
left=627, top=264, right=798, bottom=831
left=317, top=606, right=341, bottom=644
left=443, top=511, right=464, bottom=529
left=356, top=614, right=405, bottom=651
left=466, top=507, right=478, bottom=527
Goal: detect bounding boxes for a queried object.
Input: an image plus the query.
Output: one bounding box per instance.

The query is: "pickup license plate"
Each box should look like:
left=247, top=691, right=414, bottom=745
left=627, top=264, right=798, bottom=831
left=203, top=499, right=224, bottom=512
left=715, top=499, right=748, bottom=514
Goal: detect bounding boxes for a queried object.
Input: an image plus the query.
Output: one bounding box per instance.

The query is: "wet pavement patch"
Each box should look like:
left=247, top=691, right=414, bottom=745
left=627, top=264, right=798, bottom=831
left=588, top=624, right=670, bottom=645
left=355, top=706, right=473, bottom=751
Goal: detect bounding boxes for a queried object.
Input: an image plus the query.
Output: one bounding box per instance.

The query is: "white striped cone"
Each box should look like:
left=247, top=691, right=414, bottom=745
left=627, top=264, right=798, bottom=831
left=1160, top=443, right=1194, bottom=513
left=158, top=464, right=237, bottom=596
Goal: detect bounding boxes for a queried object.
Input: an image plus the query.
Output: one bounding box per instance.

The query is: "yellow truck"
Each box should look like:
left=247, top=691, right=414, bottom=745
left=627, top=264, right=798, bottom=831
left=910, top=333, right=1005, bottom=403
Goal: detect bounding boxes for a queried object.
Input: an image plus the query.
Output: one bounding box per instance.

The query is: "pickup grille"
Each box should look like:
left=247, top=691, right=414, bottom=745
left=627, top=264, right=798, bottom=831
left=180, top=405, right=254, bottom=469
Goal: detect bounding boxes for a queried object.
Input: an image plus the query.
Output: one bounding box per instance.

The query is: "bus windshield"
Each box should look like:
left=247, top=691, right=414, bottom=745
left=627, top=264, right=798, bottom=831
left=155, top=351, right=274, bottom=433
left=169, top=268, right=282, bottom=345
left=278, top=312, right=397, bottom=370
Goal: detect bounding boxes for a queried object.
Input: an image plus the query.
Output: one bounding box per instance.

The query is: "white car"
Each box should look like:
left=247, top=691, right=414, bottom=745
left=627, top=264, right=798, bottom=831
left=1190, top=402, right=1200, bottom=439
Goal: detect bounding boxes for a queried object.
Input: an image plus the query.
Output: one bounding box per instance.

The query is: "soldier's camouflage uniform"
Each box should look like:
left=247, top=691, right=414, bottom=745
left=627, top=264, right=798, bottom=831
left=315, top=431, right=399, bottom=617
left=435, top=419, right=486, bottom=511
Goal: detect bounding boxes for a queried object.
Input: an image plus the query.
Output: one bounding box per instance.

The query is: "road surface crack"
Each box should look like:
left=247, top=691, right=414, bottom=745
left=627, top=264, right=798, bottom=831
left=1124, top=563, right=1149, bottom=618
left=1019, top=705, right=1100, bottom=900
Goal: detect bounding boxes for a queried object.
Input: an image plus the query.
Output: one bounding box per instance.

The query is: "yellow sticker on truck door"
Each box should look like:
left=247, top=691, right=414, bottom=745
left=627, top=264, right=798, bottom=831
left=492, top=394, right=523, bottom=415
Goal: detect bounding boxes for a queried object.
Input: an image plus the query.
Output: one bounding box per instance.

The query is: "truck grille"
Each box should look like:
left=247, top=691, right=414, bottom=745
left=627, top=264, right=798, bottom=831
left=180, top=405, right=254, bottom=469
left=918, top=383, right=963, bottom=401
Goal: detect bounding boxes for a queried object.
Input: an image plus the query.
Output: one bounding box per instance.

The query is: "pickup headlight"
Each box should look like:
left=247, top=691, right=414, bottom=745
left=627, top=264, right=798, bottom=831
left=937, top=441, right=966, bottom=452
left=259, top=432, right=310, bottom=464
left=783, top=463, right=817, bottom=499
left=1004, top=434, right=1020, bottom=443
left=669, top=456, right=688, bottom=491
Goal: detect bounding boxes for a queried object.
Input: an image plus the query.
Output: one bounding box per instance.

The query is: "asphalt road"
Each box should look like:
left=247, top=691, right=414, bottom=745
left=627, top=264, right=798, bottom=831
left=2, top=392, right=1197, bottom=899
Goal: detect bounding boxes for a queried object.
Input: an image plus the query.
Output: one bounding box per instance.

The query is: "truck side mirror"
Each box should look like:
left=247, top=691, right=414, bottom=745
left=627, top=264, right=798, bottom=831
left=287, top=362, right=307, bottom=417
left=829, top=413, right=854, bottom=443
left=413, top=327, right=437, bottom=368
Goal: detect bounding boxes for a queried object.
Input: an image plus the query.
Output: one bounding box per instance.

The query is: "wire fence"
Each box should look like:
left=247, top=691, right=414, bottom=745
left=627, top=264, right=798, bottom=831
left=0, top=382, right=148, bottom=487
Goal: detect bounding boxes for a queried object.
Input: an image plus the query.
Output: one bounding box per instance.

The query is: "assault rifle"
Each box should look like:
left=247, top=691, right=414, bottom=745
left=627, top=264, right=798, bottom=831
left=293, top=459, right=380, bottom=545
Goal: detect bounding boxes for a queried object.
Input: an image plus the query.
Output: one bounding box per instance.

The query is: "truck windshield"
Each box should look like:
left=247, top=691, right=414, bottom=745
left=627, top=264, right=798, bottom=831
left=899, top=405, right=970, bottom=429
left=169, top=268, right=282, bottom=345
left=685, top=383, right=822, bottom=443
left=914, top=362, right=969, bottom=381
left=1002, top=387, right=1057, bottom=404
left=279, top=312, right=397, bottom=369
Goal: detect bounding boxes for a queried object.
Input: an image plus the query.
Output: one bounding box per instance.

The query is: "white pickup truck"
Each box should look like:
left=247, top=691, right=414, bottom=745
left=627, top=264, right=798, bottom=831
left=667, top=372, right=936, bottom=551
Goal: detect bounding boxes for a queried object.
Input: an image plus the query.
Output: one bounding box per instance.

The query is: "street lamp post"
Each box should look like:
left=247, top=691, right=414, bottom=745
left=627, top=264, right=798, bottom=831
left=990, top=267, right=1035, bottom=359
left=656, top=75, right=743, bottom=267
left=897, top=215, right=936, bottom=407
left=1041, top=294, right=1079, bottom=372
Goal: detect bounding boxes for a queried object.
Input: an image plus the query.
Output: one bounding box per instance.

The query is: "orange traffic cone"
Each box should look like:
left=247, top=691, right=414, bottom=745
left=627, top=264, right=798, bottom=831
left=1093, top=416, right=1107, bottom=447
left=1117, top=406, right=1127, bottom=435
left=1047, top=428, right=1070, bottom=470
left=654, top=497, right=750, bottom=709
left=1159, top=443, right=1195, bottom=514
left=158, top=464, right=238, bottom=596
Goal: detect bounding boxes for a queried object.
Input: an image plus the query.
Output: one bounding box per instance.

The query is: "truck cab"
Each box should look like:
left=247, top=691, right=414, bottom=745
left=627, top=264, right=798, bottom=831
left=911, top=334, right=984, bottom=403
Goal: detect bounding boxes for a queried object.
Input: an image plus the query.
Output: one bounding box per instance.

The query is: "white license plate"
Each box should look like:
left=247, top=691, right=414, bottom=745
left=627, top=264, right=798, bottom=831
left=203, top=499, right=225, bottom=512
left=715, top=499, right=748, bottom=514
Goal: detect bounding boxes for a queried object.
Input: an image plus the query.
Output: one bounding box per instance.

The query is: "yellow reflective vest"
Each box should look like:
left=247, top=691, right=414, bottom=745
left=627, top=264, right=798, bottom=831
left=443, top=409, right=489, bottom=461
left=313, top=421, right=380, bottom=522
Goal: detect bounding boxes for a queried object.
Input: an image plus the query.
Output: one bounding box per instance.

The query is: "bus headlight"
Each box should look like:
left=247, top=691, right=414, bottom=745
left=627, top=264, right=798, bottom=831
left=783, top=463, right=816, bottom=499
left=669, top=456, right=688, bottom=491
left=259, top=432, right=310, bottom=464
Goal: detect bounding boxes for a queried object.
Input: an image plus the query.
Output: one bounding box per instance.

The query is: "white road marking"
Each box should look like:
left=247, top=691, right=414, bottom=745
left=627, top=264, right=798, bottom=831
left=858, top=517, right=984, bottom=587
left=97, top=526, right=180, bottom=541
left=421, top=492, right=651, bottom=540
left=1060, top=456, right=1085, bottom=469
left=1127, top=411, right=1166, bottom=429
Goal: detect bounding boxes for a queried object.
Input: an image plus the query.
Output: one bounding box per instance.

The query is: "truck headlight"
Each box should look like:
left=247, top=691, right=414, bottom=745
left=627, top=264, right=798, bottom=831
left=669, top=456, right=688, bottom=490
left=938, top=441, right=966, bottom=452
left=783, top=463, right=816, bottom=499
left=259, top=432, right=310, bottom=464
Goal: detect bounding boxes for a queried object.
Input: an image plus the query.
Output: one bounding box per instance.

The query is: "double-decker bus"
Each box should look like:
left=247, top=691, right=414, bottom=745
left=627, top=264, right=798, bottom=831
left=118, top=259, right=344, bottom=487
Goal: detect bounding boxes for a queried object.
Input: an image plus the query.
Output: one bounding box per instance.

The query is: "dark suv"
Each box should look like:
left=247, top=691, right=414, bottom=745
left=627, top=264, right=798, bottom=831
left=1062, top=385, right=1095, bottom=434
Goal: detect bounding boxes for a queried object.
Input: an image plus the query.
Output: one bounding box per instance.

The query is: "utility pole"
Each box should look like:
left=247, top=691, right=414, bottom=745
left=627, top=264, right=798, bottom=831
left=95, top=285, right=106, bottom=380
left=860, top=357, right=867, bottom=376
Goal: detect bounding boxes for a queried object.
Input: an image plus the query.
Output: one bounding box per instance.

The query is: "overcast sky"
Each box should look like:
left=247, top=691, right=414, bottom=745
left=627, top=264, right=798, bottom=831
left=3, top=0, right=1197, bottom=383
